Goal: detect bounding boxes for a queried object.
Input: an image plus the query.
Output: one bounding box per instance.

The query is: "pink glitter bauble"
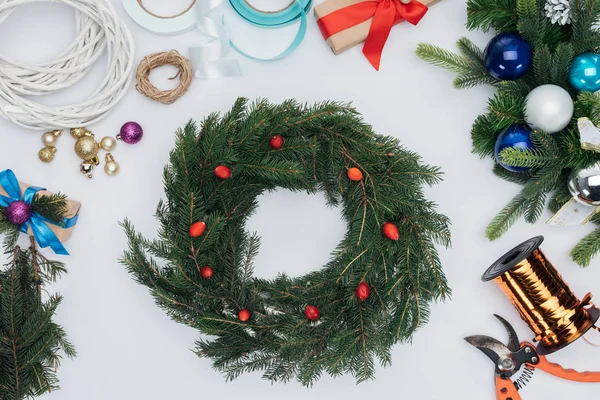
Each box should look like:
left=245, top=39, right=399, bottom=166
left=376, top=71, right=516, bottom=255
left=119, top=122, right=144, bottom=144
left=6, top=200, right=31, bottom=225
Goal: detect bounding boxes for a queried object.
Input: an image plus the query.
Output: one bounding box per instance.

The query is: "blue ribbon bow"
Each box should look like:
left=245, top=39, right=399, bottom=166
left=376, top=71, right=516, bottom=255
left=0, top=169, right=77, bottom=255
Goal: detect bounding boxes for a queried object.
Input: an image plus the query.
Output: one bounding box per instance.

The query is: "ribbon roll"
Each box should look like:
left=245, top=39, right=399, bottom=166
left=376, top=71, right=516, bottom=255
left=0, top=169, right=77, bottom=255
left=122, top=0, right=311, bottom=78
left=228, top=0, right=311, bottom=61
left=121, top=0, right=198, bottom=35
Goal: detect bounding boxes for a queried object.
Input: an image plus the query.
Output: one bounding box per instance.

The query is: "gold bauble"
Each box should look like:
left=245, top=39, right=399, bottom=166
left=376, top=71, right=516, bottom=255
left=71, top=126, right=89, bottom=139
left=74, top=136, right=99, bottom=160
left=38, top=146, right=56, bottom=163
left=104, top=161, right=120, bottom=176
left=42, top=129, right=61, bottom=147
left=100, top=136, right=117, bottom=152
left=104, top=153, right=120, bottom=176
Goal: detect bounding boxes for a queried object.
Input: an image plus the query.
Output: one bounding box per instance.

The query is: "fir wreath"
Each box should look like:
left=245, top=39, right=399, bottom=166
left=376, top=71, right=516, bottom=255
left=417, top=0, right=600, bottom=265
left=121, top=98, right=451, bottom=385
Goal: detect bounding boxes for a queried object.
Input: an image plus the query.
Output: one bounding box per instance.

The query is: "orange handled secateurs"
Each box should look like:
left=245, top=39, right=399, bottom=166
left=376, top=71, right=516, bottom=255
left=465, top=315, right=600, bottom=400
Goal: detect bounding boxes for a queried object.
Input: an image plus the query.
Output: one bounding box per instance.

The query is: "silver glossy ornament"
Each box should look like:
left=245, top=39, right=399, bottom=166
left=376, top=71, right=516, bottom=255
left=80, top=161, right=95, bottom=178
left=525, top=84, right=574, bottom=133
left=568, top=162, right=600, bottom=206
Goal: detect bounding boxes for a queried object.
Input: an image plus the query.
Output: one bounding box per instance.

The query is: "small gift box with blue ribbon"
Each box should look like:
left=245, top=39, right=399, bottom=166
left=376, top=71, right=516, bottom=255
left=0, top=169, right=80, bottom=255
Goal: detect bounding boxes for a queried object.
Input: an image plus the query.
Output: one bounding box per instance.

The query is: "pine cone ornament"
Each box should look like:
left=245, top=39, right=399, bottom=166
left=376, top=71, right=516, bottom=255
left=544, top=0, right=571, bottom=25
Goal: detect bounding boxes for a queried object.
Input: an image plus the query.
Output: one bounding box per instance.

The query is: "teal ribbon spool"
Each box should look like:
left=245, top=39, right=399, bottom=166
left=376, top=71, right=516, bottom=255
left=228, top=0, right=312, bottom=60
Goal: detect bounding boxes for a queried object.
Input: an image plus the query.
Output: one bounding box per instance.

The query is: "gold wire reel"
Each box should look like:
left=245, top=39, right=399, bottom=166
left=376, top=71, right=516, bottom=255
left=482, top=236, right=600, bottom=355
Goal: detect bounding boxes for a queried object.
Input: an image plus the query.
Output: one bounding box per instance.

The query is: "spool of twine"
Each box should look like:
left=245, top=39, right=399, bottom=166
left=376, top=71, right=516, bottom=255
left=136, top=50, right=193, bottom=105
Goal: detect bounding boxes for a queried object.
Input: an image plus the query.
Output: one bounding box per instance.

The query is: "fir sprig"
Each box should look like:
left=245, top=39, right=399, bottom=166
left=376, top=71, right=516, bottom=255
left=121, top=99, right=451, bottom=385
left=0, top=188, right=74, bottom=400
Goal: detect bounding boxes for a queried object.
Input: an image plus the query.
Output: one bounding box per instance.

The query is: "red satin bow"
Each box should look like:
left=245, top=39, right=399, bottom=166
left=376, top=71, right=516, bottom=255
left=317, top=0, right=428, bottom=70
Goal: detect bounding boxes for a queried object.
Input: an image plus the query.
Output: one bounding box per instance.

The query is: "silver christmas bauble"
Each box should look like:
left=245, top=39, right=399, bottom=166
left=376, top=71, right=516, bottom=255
left=568, top=162, right=600, bottom=206
left=525, top=84, right=574, bottom=133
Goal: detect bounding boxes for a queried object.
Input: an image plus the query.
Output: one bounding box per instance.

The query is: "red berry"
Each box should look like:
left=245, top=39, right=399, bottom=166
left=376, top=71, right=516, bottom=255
left=238, top=309, right=251, bottom=322
left=201, top=266, right=213, bottom=279
left=215, top=165, right=232, bottom=179
left=304, top=305, right=320, bottom=321
left=383, top=222, right=399, bottom=241
left=269, top=135, right=283, bottom=150
left=356, top=282, right=370, bottom=301
left=189, top=221, right=207, bottom=237
left=347, top=167, right=363, bottom=181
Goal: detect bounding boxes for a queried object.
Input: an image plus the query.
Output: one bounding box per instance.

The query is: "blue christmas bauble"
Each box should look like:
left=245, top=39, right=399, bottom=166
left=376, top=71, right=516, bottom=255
left=569, top=53, right=600, bottom=92
left=483, top=33, right=532, bottom=80
left=494, top=125, right=535, bottom=172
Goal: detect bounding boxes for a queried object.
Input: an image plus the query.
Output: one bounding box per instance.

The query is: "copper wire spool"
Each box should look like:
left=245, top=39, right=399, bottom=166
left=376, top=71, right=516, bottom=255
left=483, top=236, right=600, bottom=355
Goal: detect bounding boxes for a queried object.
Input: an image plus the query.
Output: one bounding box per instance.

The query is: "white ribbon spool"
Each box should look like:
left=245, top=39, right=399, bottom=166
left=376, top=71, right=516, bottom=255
left=123, top=0, right=242, bottom=79
left=121, top=0, right=197, bottom=35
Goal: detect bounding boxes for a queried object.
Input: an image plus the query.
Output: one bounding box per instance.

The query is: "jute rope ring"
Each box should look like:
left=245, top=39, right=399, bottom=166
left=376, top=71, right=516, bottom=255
left=136, top=51, right=193, bottom=105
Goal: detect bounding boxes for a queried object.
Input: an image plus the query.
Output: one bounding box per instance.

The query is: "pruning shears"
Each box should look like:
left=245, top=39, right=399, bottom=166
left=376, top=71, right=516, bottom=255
left=464, top=315, right=600, bottom=400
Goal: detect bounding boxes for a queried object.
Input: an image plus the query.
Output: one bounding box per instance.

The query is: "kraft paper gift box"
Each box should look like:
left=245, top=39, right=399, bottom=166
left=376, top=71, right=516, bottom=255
left=0, top=179, right=81, bottom=244
left=314, top=0, right=441, bottom=55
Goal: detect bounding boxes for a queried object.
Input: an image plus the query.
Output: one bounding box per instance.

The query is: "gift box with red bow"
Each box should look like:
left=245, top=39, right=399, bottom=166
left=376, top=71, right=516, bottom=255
left=314, top=0, right=441, bottom=70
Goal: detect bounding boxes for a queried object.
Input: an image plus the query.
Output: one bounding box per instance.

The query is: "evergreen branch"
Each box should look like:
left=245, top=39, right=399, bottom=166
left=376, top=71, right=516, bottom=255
left=415, top=44, right=470, bottom=73
left=550, top=43, right=574, bottom=87
left=533, top=45, right=552, bottom=85
left=0, top=239, right=73, bottom=399
left=498, top=148, right=555, bottom=168
left=486, top=194, right=528, bottom=240
left=466, top=0, right=518, bottom=32
left=492, top=164, right=534, bottom=184
left=571, top=226, right=600, bottom=267
left=524, top=191, right=547, bottom=223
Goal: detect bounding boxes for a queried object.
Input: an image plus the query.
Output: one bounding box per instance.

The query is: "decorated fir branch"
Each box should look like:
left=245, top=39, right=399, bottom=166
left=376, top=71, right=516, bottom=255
left=417, top=0, right=600, bottom=265
left=121, top=98, right=451, bottom=385
left=0, top=191, right=75, bottom=400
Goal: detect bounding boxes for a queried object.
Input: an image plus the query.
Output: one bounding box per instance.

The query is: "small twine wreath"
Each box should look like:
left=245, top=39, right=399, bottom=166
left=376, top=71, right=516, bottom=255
left=136, top=51, right=193, bottom=105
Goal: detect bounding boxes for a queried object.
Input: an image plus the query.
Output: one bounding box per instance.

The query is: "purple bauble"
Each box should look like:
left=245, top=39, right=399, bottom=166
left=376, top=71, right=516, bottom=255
left=6, top=201, right=31, bottom=225
left=119, top=122, right=144, bottom=144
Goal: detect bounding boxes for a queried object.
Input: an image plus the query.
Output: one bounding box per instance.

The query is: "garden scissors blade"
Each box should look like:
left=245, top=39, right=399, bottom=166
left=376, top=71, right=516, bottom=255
left=465, top=314, right=600, bottom=400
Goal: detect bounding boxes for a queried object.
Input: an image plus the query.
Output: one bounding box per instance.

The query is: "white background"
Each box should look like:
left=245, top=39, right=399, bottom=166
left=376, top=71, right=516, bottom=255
left=1, top=0, right=600, bottom=399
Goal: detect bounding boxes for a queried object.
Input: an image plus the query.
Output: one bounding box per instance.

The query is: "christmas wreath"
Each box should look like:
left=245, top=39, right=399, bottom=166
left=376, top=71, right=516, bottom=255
left=417, top=0, right=600, bottom=266
left=121, top=98, right=451, bottom=385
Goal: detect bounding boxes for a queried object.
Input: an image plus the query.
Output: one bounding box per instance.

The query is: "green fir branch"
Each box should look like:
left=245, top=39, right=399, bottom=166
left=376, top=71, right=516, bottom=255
left=533, top=45, right=552, bottom=85
left=466, top=0, right=518, bottom=33
left=550, top=43, right=574, bottom=87
left=415, top=44, right=470, bottom=73
left=571, top=227, right=600, bottom=267
left=486, top=194, right=528, bottom=240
